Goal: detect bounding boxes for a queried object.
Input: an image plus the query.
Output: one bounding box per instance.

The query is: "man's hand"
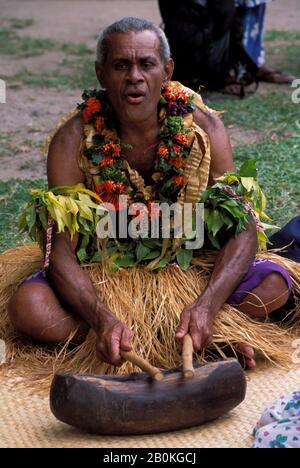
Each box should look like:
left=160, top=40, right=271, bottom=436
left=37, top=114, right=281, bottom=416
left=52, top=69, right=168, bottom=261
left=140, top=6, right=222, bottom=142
left=96, top=307, right=133, bottom=366
left=176, top=299, right=214, bottom=351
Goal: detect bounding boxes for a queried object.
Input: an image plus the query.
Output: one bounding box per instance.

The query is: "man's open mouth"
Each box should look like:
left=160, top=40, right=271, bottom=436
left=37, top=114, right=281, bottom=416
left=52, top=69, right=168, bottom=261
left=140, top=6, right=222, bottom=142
left=125, top=92, right=146, bottom=104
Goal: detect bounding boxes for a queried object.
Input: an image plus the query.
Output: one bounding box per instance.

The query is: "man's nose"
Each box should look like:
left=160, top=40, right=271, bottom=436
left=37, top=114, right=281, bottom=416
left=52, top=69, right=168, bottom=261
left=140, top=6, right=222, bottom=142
left=127, top=65, right=143, bottom=83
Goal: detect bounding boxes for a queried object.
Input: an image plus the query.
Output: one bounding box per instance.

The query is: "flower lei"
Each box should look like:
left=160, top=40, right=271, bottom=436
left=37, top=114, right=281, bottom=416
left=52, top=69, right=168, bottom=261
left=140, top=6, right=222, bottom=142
left=20, top=83, right=274, bottom=271
left=77, top=82, right=196, bottom=211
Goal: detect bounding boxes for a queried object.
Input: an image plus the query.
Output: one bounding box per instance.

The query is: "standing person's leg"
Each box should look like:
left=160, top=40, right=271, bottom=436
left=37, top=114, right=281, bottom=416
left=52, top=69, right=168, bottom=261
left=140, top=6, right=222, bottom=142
left=159, top=0, right=236, bottom=91
left=240, top=2, right=295, bottom=83
left=242, top=3, right=266, bottom=68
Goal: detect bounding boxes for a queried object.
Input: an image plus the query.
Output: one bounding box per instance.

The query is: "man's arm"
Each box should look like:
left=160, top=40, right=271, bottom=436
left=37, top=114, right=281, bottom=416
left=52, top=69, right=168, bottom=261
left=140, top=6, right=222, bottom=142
left=193, top=108, right=236, bottom=181
left=176, top=108, right=258, bottom=349
left=46, top=114, right=132, bottom=365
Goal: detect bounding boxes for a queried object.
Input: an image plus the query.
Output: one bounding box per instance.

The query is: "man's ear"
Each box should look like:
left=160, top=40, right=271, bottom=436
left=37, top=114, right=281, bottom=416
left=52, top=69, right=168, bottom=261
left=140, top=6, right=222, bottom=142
left=95, top=62, right=105, bottom=87
left=163, top=58, right=174, bottom=83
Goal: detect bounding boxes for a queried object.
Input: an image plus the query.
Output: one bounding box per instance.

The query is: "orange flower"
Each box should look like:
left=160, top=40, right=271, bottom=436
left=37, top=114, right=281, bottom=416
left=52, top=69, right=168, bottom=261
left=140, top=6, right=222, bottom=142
left=162, top=83, right=189, bottom=104
left=87, top=97, right=101, bottom=113
left=172, top=175, right=186, bottom=186
left=163, top=90, right=175, bottom=101
left=170, top=157, right=185, bottom=169
left=173, top=134, right=189, bottom=145
left=82, top=107, right=92, bottom=123
left=95, top=116, right=105, bottom=132
left=172, top=144, right=182, bottom=155
left=96, top=180, right=125, bottom=194
left=158, top=145, right=169, bottom=158
left=95, top=180, right=126, bottom=209
left=176, top=89, right=189, bottom=103
left=98, top=156, right=115, bottom=167
left=102, top=142, right=121, bottom=157
left=161, top=83, right=176, bottom=101
left=82, top=96, right=101, bottom=123
left=113, top=144, right=121, bottom=156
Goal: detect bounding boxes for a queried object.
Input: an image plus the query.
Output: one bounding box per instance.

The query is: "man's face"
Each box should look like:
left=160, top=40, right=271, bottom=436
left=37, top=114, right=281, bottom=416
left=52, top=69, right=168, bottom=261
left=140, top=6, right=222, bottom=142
left=96, top=30, right=174, bottom=125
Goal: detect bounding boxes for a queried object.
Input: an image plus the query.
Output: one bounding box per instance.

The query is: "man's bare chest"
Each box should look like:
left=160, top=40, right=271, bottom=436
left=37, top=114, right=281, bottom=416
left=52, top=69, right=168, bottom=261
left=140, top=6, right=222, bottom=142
left=124, top=146, right=157, bottom=183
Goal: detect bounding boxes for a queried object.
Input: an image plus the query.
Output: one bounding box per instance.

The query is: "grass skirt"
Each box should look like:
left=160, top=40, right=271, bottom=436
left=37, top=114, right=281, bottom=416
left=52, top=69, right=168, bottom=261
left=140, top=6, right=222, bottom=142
left=0, top=243, right=299, bottom=387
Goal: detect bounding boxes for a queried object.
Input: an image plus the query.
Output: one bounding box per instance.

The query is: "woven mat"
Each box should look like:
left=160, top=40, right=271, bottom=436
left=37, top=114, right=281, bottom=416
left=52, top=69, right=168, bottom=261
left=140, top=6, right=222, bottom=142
left=0, top=365, right=299, bottom=448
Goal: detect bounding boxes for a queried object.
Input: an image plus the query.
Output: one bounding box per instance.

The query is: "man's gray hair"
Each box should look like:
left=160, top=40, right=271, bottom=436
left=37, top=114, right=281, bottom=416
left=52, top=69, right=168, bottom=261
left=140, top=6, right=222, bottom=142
left=96, top=17, right=171, bottom=66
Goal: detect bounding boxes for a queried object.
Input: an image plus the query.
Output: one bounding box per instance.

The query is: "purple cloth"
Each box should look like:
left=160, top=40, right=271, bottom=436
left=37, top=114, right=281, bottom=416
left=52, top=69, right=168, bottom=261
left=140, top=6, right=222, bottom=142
left=227, top=258, right=293, bottom=305
left=24, top=258, right=293, bottom=307
left=23, top=269, right=47, bottom=285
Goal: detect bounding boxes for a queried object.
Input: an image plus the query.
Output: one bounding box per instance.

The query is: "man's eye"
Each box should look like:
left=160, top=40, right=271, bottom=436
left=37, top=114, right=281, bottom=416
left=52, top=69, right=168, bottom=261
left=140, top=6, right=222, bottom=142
left=143, top=62, right=155, bottom=68
left=114, top=63, right=128, bottom=70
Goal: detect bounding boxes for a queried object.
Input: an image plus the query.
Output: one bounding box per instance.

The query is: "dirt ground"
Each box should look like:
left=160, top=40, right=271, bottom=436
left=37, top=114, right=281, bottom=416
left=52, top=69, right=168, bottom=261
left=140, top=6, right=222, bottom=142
left=0, top=0, right=299, bottom=180
left=2, top=0, right=299, bottom=43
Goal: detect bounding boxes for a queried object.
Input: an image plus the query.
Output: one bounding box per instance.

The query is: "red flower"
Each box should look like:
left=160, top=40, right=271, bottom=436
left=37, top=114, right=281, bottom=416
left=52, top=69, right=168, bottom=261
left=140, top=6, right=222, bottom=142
left=96, top=180, right=125, bottom=194
left=162, top=83, right=189, bottom=104
left=82, top=97, right=101, bottom=123
left=173, top=134, right=189, bottom=146
left=172, top=144, right=182, bottom=155
left=175, top=89, right=189, bottom=103
left=172, top=175, right=186, bottom=186
left=102, top=142, right=121, bottom=157
left=161, top=83, right=176, bottom=101
left=158, top=144, right=169, bottom=158
left=95, top=181, right=126, bottom=210
left=87, top=97, right=101, bottom=113
left=98, top=156, right=115, bottom=167
left=170, top=157, right=185, bottom=169
left=82, top=107, right=92, bottom=123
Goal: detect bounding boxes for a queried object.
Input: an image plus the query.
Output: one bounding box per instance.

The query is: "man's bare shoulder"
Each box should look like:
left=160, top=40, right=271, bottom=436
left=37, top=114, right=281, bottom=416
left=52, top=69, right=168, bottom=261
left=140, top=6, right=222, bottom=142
left=193, top=106, right=224, bottom=134
left=50, top=112, right=84, bottom=150
left=192, top=105, right=235, bottom=179
left=47, top=112, right=85, bottom=187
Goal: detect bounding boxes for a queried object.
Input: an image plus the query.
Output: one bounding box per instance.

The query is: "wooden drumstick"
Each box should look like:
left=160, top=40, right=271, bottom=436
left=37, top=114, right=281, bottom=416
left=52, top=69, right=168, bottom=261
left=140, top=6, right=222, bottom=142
left=182, top=334, right=195, bottom=379
left=121, top=350, right=164, bottom=381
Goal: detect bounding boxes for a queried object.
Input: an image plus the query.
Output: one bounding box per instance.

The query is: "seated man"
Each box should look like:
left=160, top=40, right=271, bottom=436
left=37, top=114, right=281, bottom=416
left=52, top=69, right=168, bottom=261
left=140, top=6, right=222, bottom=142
left=8, top=17, right=292, bottom=369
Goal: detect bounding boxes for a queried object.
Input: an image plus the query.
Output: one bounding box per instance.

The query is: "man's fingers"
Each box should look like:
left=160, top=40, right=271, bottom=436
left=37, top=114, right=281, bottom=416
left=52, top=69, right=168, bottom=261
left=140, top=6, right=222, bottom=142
left=120, top=327, right=133, bottom=352
left=190, top=330, right=202, bottom=351
left=175, top=310, right=190, bottom=338
left=96, top=322, right=132, bottom=367
left=110, top=324, right=133, bottom=365
left=110, top=329, right=123, bottom=364
left=191, top=327, right=212, bottom=351
left=96, top=343, right=122, bottom=367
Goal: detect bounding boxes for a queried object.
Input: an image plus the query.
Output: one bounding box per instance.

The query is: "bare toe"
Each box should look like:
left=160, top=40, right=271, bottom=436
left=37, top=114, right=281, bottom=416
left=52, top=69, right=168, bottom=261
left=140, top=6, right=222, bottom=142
left=236, top=343, right=256, bottom=369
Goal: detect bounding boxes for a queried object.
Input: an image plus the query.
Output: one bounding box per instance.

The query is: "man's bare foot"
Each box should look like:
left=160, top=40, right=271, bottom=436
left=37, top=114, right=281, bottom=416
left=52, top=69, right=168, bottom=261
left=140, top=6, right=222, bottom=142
left=257, top=65, right=296, bottom=84
left=221, top=81, right=257, bottom=97
left=236, top=343, right=256, bottom=369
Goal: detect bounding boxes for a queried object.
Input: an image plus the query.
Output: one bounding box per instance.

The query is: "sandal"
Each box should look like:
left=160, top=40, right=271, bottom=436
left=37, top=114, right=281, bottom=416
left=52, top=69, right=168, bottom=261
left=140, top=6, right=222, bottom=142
left=219, top=65, right=258, bottom=98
